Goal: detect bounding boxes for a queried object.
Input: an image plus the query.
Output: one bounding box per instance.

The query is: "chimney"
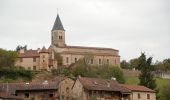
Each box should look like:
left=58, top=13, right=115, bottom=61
left=107, top=82, right=110, bottom=87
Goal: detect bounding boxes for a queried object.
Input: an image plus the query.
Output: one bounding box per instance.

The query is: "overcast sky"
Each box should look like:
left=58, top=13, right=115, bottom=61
left=0, top=0, right=170, bottom=61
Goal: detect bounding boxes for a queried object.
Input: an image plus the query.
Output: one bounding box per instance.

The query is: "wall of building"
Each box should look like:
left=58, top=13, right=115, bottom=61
left=16, top=90, right=58, bottom=100
left=15, top=57, right=40, bottom=70
left=72, top=79, right=88, bottom=100
left=59, top=78, right=74, bottom=100
left=131, top=91, right=156, bottom=100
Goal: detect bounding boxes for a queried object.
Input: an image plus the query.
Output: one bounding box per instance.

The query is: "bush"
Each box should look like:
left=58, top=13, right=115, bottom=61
left=0, top=67, right=33, bottom=80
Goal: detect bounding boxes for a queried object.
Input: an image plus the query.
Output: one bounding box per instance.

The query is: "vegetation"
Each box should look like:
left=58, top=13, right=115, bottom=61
left=0, top=67, right=33, bottom=82
left=138, top=53, right=156, bottom=90
left=52, top=58, right=125, bottom=83
left=0, top=48, right=18, bottom=68
left=160, top=84, right=170, bottom=100
left=16, top=45, right=27, bottom=51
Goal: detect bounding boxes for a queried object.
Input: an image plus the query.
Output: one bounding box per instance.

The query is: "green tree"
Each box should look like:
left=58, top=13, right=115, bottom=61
left=0, top=48, right=18, bottom=68
left=130, top=58, right=140, bottom=70
left=16, top=45, right=27, bottom=51
left=120, top=60, right=130, bottom=69
left=138, top=53, right=156, bottom=90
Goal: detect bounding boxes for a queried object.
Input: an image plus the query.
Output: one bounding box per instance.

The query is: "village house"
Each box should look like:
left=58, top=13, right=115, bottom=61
left=72, top=76, right=156, bottom=100
left=15, top=14, right=120, bottom=70
left=72, top=76, right=131, bottom=100
left=121, top=84, right=156, bottom=100
left=0, top=77, right=74, bottom=100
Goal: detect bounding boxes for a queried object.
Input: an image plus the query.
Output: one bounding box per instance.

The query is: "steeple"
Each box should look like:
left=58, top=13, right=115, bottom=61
left=52, top=14, right=65, bottom=31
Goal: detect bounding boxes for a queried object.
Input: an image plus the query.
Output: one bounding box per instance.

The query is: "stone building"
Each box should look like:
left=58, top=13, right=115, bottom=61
left=72, top=76, right=156, bottom=100
left=16, top=14, right=120, bottom=70
left=0, top=77, right=74, bottom=100
left=121, top=84, right=156, bottom=100
left=72, top=76, right=131, bottom=100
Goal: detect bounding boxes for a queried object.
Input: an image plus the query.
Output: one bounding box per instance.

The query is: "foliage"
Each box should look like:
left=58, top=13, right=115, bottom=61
left=129, top=58, right=140, bottom=70
left=0, top=67, right=33, bottom=80
left=71, top=58, right=125, bottom=83
left=16, top=45, right=27, bottom=51
left=138, top=53, right=156, bottom=90
left=0, top=48, right=18, bottom=68
left=154, top=59, right=170, bottom=72
left=120, top=60, right=131, bottom=69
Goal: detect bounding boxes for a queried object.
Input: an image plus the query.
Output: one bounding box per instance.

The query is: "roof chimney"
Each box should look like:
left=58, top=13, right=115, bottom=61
left=19, top=49, right=25, bottom=53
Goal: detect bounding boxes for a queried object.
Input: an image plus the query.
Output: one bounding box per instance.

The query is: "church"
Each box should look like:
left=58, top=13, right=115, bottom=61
left=15, top=14, right=120, bottom=70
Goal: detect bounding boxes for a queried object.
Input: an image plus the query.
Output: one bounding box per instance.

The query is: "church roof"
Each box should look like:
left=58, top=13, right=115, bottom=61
left=52, top=14, right=65, bottom=31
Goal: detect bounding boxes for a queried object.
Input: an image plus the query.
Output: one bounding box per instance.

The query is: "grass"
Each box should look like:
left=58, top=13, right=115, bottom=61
left=125, top=76, right=170, bottom=98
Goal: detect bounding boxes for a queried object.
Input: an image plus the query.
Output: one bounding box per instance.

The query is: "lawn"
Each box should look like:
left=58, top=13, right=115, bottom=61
left=125, top=76, right=170, bottom=98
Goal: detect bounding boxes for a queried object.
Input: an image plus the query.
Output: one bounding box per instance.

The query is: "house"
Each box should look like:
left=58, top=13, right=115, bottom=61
left=16, top=14, right=120, bottom=70
left=0, top=77, right=74, bottom=100
left=72, top=76, right=131, bottom=100
left=121, top=84, right=156, bottom=100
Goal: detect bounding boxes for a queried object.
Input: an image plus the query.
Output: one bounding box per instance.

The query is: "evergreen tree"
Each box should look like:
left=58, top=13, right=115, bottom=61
left=138, top=53, right=156, bottom=90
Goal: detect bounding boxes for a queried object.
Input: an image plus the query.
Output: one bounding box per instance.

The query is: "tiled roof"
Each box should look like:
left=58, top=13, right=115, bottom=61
left=59, top=45, right=118, bottom=51
left=52, top=14, right=65, bottom=31
left=18, top=50, right=39, bottom=58
left=78, top=77, right=131, bottom=93
left=40, top=46, right=49, bottom=53
left=61, top=51, right=119, bottom=56
left=121, top=84, right=155, bottom=92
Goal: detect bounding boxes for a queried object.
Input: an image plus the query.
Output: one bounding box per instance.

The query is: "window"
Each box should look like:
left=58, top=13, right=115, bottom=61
left=66, top=87, right=69, bottom=93
left=147, top=94, right=150, bottom=99
left=28, top=67, right=31, bottom=70
left=43, top=60, right=45, bottom=62
left=49, top=94, right=53, bottom=98
left=33, top=57, right=36, bottom=62
left=20, top=58, right=23, bottom=62
left=24, top=93, right=29, bottom=98
left=138, top=93, right=141, bottom=99
left=107, top=59, right=109, bottom=64
left=60, top=36, right=63, bottom=40
left=99, top=59, right=101, bottom=64
left=91, top=59, right=93, bottom=64
left=66, top=57, right=69, bottom=63
left=75, top=58, right=77, bottom=62
left=33, top=66, right=36, bottom=70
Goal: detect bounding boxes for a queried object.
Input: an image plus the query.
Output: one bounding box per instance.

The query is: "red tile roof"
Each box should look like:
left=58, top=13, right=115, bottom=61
left=18, top=50, right=39, bottom=58
left=59, top=45, right=119, bottom=51
left=121, top=84, right=155, bottom=92
left=61, top=51, right=119, bottom=56
left=78, top=77, right=130, bottom=93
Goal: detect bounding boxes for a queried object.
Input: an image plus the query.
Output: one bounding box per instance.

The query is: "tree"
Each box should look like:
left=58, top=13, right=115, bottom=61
left=120, top=60, right=130, bottom=69
left=138, top=53, right=156, bottom=90
left=16, top=45, right=27, bottom=51
left=0, top=48, right=18, bottom=68
left=130, top=58, right=140, bottom=70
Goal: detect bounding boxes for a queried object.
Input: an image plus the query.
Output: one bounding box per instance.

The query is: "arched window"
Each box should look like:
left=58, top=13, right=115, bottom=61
left=99, top=59, right=101, bottom=64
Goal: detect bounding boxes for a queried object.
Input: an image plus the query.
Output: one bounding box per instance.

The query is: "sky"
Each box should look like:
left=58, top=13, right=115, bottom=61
left=0, top=0, right=170, bottom=62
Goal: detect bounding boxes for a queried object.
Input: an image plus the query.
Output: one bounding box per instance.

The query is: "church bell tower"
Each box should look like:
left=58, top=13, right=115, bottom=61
left=51, top=14, right=66, bottom=47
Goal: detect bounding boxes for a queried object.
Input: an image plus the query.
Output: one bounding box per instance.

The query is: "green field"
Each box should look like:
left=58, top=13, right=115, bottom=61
left=125, top=76, right=170, bottom=98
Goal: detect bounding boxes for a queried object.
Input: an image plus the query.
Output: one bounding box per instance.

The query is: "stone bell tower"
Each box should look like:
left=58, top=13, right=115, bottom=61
left=51, top=14, right=66, bottom=47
